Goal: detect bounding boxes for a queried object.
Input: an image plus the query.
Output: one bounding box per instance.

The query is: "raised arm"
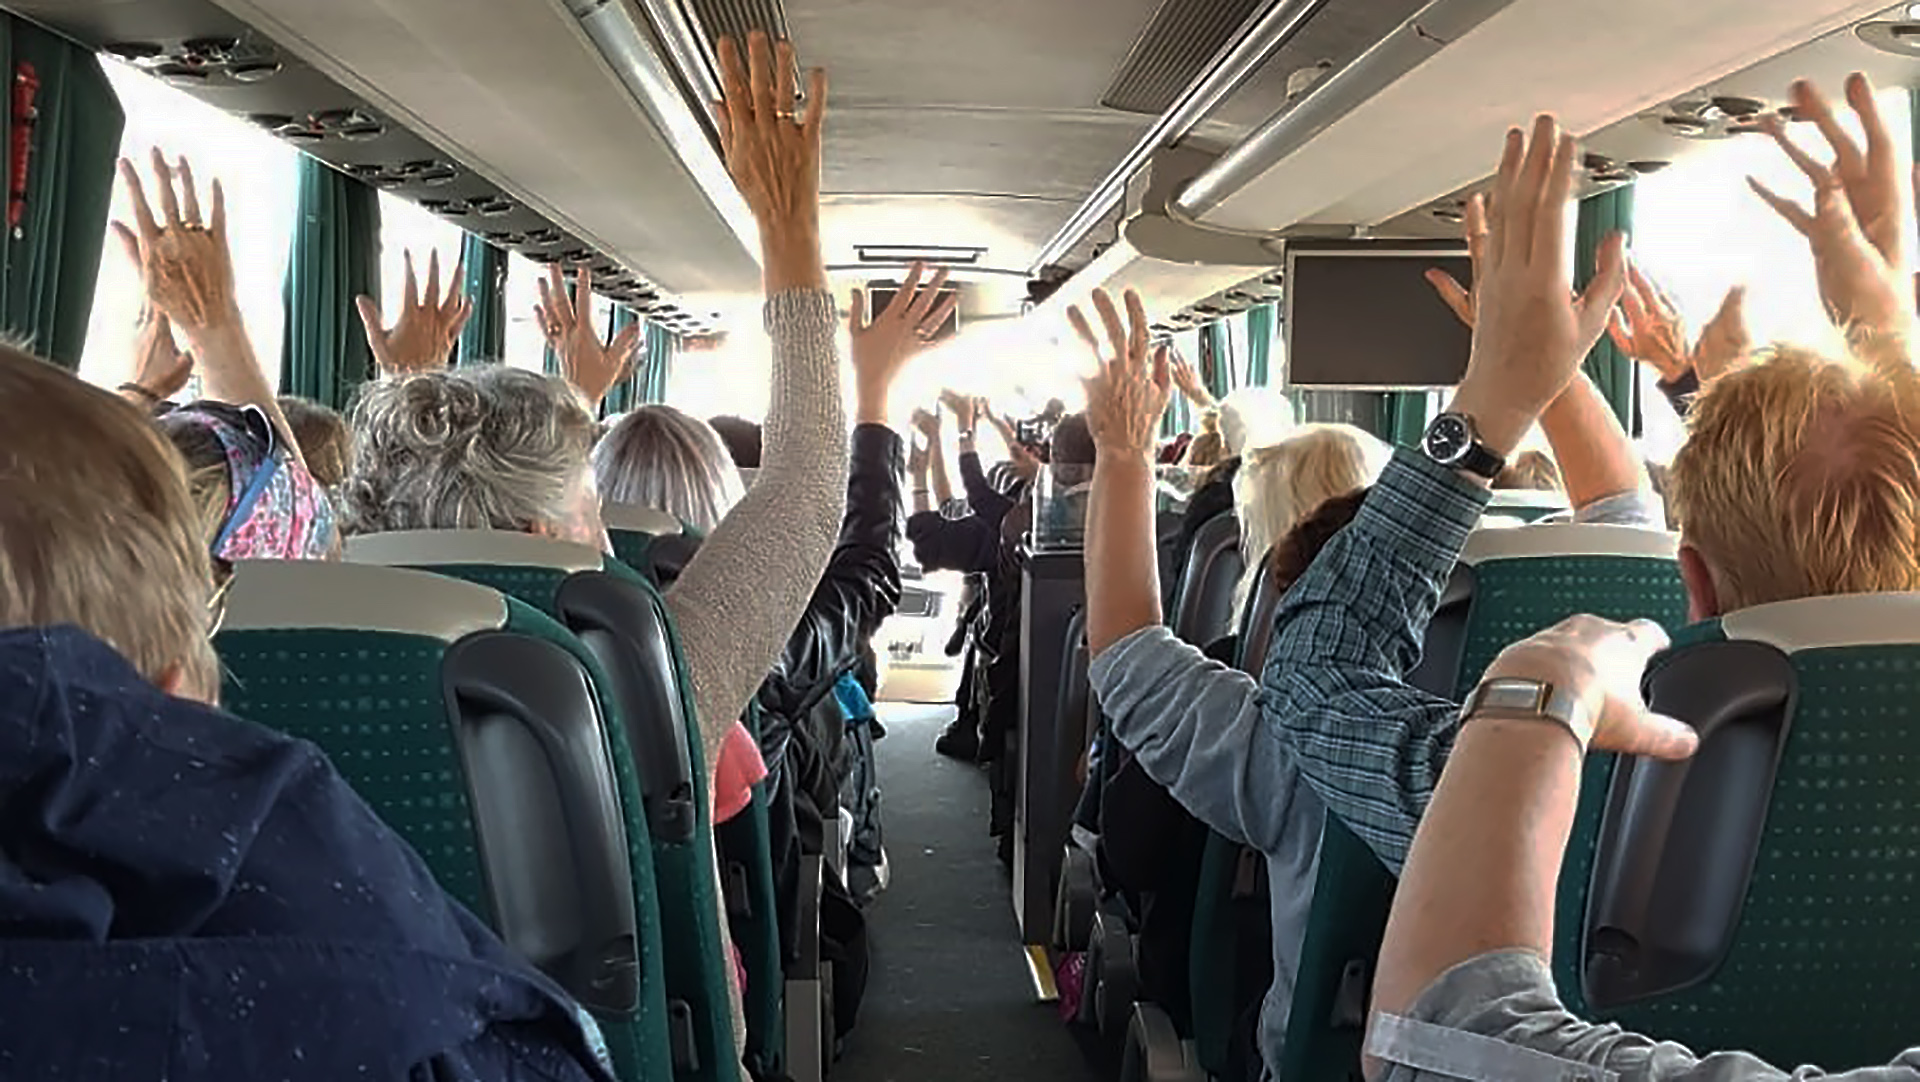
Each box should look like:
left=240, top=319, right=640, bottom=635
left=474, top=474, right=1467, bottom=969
left=662, top=32, right=845, bottom=763
left=356, top=249, right=474, bottom=378
left=538, top=264, right=644, bottom=410
left=114, top=151, right=304, bottom=471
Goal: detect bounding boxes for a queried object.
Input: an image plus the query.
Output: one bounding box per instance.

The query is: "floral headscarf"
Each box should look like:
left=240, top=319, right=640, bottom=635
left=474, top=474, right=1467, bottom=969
left=166, top=402, right=339, bottom=563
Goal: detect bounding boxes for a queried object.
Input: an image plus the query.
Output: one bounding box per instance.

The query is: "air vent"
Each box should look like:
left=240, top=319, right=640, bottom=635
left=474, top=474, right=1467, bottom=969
left=1857, top=19, right=1920, bottom=58
left=1102, top=0, right=1267, bottom=115
left=682, top=0, right=790, bottom=53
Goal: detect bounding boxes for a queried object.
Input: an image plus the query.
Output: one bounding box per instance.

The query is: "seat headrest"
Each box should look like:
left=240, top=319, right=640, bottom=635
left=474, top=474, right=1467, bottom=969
left=1487, top=489, right=1571, bottom=513
left=601, top=503, right=684, bottom=535
left=1460, top=523, right=1678, bottom=564
left=346, top=529, right=605, bottom=572
left=222, top=559, right=508, bottom=639
left=1721, top=592, right=1920, bottom=652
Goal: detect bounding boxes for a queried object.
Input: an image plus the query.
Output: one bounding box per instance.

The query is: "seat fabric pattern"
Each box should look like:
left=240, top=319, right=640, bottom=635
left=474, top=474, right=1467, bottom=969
left=1599, top=639, right=1920, bottom=1067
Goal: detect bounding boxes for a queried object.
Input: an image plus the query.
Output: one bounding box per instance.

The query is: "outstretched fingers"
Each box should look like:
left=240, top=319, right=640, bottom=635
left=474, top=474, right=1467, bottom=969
left=118, top=158, right=161, bottom=241
left=175, top=157, right=203, bottom=226
left=1574, top=231, right=1630, bottom=345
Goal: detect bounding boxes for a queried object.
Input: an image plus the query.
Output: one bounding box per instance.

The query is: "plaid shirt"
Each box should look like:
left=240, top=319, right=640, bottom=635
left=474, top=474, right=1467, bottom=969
left=1260, top=448, right=1490, bottom=873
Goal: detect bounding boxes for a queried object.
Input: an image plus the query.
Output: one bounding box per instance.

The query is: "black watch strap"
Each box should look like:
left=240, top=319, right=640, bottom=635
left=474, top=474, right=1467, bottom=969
left=1455, top=440, right=1504, bottom=480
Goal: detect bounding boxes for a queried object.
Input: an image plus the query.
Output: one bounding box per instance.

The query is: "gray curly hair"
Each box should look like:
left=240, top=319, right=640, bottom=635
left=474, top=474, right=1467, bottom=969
left=343, top=365, right=598, bottom=535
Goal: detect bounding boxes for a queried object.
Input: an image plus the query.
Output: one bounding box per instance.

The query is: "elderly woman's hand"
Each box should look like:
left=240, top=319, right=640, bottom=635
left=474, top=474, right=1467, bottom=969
left=357, top=250, right=473, bottom=377
left=112, top=149, right=238, bottom=335
left=715, top=31, right=828, bottom=293
left=1073, top=288, right=1170, bottom=463
left=537, top=265, right=641, bottom=409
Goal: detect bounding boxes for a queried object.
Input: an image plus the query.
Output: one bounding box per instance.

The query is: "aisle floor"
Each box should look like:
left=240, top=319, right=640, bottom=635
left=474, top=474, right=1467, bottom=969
left=830, top=703, right=1106, bottom=1082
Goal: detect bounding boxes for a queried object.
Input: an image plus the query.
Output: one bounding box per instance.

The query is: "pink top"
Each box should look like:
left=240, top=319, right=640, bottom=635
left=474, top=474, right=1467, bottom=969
left=713, top=720, right=768, bottom=824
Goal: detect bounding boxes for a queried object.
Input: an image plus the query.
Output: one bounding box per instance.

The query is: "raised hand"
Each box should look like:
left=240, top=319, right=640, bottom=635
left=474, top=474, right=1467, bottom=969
left=129, top=305, right=192, bottom=402
left=911, top=407, right=941, bottom=441
left=1690, top=285, right=1752, bottom=385
left=1450, top=115, right=1627, bottom=454
left=1072, top=288, right=1170, bottom=461
left=1479, top=614, right=1698, bottom=760
left=111, top=149, right=237, bottom=333
left=939, top=389, right=978, bottom=432
left=1749, top=74, right=1911, bottom=336
left=537, top=265, right=642, bottom=408
left=356, top=249, right=472, bottom=377
left=1605, top=261, right=1691, bottom=383
left=1425, top=192, right=1489, bottom=329
left=1167, top=348, right=1214, bottom=408
left=848, top=261, right=958, bottom=424
left=714, top=31, right=827, bottom=292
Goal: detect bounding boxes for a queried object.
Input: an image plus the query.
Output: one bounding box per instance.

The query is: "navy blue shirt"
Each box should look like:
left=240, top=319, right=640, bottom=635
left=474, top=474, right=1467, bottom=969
left=0, top=626, right=616, bottom=1081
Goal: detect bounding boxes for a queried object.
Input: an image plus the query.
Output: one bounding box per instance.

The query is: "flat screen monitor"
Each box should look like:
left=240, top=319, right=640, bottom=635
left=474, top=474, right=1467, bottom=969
left=1283, top=239, right=1473, bottom=390
left=866, top=282, right=961, bottom=343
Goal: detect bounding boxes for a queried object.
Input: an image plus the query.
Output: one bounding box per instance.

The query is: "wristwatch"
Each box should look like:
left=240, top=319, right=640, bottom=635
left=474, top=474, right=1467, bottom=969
left=1423, top=412, right=1506, bottom=480
left=1460, top=677, right=1590, bottom=749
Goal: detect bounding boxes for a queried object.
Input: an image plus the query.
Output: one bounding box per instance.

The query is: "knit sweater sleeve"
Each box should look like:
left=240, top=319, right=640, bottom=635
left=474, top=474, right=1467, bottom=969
left=663, top=289, right=848, bottom=765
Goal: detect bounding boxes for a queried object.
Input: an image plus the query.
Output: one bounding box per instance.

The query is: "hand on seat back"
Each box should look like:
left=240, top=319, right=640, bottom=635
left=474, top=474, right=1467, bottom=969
left=1445, top=116, right=1628, bottom=459
left=1750, top=74, right=1913, bottom=340
left=537, top=264, right=641, bottom=409
left=356, top=249, right=473, bottom=377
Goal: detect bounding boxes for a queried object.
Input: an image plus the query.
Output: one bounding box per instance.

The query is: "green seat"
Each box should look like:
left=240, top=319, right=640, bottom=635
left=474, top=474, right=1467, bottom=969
left=211, top=559, right=670, bottom=1082
left=1485, top=488, right=1570, bottom=523
left=1284, top=524, right=1691, bottom=1080
left=346, top=530, right=739, bottom=1082
left=604, top=502, right=702, bottom=587
left=1581, top=593, right=1920, bottom=1067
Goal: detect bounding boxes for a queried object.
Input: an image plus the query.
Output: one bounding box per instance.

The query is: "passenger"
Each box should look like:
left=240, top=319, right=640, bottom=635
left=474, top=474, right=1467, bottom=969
left=1256, top=75, right=1918, bottom=1077
left=0, top=347, right=614, bottom=1080
left=709, top=414, right=764, bottom=470
left=1606, top=263, right=1751, bottom=418
left=1181, top=408, right=1227, bottom=468
left=1491, top=448, right=1562, bottom=492
left=595, top=405, right=748, bottom=531
left=110, top=152, right=340, bottom=569
left=278, top=395, right=353, bottom=489
left=1075, top=102, right=1651, bottom=1074
left=1166, top=385, right=1296, bottom=600
left=1231, top=424, right=1390, bottom=619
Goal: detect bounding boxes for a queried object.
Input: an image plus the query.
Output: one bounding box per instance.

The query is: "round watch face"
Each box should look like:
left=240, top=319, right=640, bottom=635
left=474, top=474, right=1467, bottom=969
left=1424, top=414, right=1471, bottom=464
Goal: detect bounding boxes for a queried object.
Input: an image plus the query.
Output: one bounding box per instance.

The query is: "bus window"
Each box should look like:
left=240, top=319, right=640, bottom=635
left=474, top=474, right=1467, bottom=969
left=376, top=190, right=464, bottom=348
left=1633, top=88, right=1915, bottom=462
left=79, top=62, right=297, bottom=393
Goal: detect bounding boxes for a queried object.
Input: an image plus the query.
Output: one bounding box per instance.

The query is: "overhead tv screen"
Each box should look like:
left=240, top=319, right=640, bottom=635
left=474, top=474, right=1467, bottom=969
left=1283, top=239, right=1473, bottom=390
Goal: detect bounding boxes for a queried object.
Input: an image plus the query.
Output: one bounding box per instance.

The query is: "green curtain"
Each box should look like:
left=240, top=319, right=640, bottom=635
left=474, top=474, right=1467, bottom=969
left=1575, top=185, right=1636, bottom=429
left=1380, top=392, right=1430, bottom=449
left=638, top=321, right=674, bottom=404
left=281, top=156, right=381, bottom=409
left=1244, top=305, right=1274, bottom=387
left=599, top=306, right=640, bottom=417
left=0, top=20, right=124, bottom=369
left=456, top=233, right=505, bottom=366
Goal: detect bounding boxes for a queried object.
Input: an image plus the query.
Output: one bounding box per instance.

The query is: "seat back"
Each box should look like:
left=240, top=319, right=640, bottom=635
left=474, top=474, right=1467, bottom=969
left=1275, top=815, right=1393, bottom=1082
left=1583, top=593, right=1920, bottom=1067
left=347, top=530, right=738, bottom=1082
left=213, top=560, right=668, bottom=1082
left=1486, top=488, right=1570, bottom=523
left=1419, top=524, right=1690, bottom=698
left=1235, top=547, right=1284, bottom=676
left=1173, top=512, right=1244, bottom=648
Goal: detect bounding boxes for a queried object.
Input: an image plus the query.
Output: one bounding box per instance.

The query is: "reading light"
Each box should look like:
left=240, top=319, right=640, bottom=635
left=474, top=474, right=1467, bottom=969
left=855, top=245, right=984, bottom=265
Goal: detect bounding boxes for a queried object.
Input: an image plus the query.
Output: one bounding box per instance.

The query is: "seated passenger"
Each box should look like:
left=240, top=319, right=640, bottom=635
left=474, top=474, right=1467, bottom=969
left=595, top=405, right=749, bottom=532
left=1492, top=448, right=1561, bottom=492
left=709, top=414, right=764, bottom=471
left=279, top=394, right=353, bottom=489
left=0, top=347, right=613, bottom=1080
left=1181, top=408, right=1227, bottom=469
left=1074, top=102, right=1658, bottom=1073
left=109, top=152, right=339, bottom=570
left=1232, top=424, right=1390, bottom=619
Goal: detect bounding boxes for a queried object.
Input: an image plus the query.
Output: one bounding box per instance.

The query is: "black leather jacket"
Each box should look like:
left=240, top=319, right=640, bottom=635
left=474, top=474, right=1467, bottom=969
left=753, top=422, right=905, bottom=749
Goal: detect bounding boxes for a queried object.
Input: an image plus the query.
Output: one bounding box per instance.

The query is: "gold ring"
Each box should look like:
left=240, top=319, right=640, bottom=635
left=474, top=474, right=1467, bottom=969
left=774, top=109, right=798, bottom=121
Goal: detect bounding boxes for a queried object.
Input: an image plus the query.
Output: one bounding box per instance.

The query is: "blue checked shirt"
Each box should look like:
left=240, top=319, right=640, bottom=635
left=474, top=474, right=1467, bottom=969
left=1259, top=447, right=1491, bottom=873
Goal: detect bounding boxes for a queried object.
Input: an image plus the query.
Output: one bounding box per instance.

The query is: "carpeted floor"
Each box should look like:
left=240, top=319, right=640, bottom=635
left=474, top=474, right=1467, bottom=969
left=831, top=702, right=1106, bottom=1082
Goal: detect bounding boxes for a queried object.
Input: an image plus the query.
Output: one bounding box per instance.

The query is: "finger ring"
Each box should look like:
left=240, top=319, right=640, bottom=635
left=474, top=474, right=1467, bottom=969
left=774, top=109, right=798, bottom=121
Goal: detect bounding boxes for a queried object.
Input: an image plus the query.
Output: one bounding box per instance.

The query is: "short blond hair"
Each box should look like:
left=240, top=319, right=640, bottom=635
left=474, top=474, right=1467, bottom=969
left=0, top=349, right=219, bottom=698
left=1670, top=340, right=1920, bottom=610
left=1495, top=449, right=1563, bottom=492
left=1235, top=423, right=1390, bottom=616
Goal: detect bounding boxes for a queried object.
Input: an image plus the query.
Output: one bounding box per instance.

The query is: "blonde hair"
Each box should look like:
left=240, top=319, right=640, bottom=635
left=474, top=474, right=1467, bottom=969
left=1670, top=340, right=1920, bottom=610
left=1494, top=449, right=1563, bottom=492
left=1217, top=387, right=1295, bottom=457
left=1234, top=423, right=1390, bottom=617
left=345, top=366, right=598, bottom=535
left=0, top=349, right=218, bottom=699
left=1183, top=410, right=1227, bottom=469
left=593, top=405, right=745, bottom=532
